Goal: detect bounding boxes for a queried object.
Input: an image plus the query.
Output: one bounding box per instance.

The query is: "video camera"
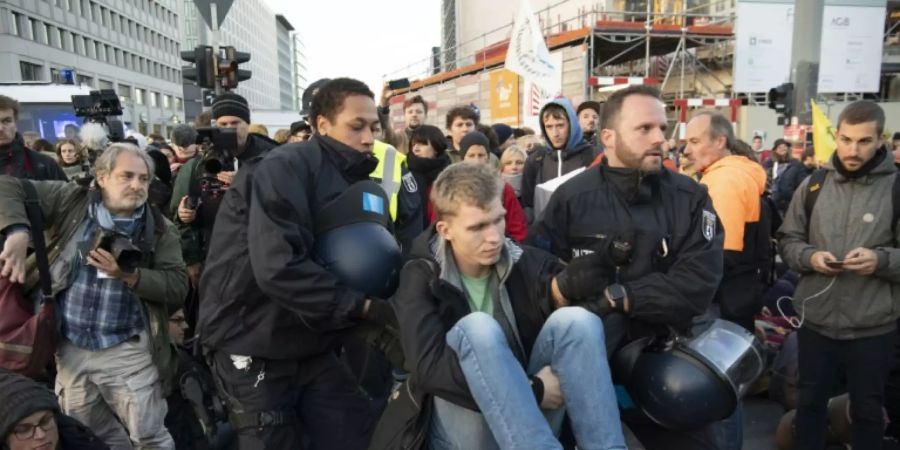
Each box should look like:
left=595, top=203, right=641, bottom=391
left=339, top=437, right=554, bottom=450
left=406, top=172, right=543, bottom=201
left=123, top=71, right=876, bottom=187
left=71, top=89, right=125, bottom=142
left=194, top=127, right=238, bottom=198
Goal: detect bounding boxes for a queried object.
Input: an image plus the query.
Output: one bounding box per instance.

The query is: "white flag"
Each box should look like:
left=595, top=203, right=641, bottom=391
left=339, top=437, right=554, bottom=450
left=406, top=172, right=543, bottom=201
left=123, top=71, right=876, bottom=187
left=505, top=0, right=557, bottom=91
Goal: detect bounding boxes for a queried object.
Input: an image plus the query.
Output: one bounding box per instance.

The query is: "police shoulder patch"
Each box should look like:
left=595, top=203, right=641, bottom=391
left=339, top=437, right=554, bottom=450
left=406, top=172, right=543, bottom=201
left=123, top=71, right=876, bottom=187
left=402, top=172, right=418, bottom=193
left=702, top=210, right=716, bottom=241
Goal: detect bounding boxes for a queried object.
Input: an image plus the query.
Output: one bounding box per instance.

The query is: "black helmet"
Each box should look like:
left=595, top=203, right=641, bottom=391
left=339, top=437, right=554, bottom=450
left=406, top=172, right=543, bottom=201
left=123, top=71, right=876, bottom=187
left=614, top=319, right=764, bottom=430
left=313, top=180, right=402, bottom=298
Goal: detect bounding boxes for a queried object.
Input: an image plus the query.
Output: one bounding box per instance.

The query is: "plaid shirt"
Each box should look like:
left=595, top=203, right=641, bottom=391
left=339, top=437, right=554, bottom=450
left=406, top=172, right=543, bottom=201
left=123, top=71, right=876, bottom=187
left=58, top=219, right=145, bottom=351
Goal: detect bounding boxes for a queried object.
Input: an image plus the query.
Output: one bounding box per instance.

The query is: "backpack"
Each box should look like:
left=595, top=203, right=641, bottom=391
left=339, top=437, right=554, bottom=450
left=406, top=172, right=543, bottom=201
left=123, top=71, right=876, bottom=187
left=757, top=192, right=782, bottom=287
left=803, top=168, right=900, bottom=237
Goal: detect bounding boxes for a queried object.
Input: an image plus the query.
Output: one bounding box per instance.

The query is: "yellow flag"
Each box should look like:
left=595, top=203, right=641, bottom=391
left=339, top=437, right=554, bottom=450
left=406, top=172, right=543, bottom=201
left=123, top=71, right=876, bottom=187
left=811, top=100, right=836, bottom=163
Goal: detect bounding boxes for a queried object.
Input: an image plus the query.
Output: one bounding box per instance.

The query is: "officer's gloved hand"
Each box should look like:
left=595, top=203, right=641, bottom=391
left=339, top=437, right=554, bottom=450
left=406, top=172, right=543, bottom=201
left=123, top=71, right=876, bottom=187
left=555, top=253, right=614, bottom=303
left=365, top=298, right=399, bottom=329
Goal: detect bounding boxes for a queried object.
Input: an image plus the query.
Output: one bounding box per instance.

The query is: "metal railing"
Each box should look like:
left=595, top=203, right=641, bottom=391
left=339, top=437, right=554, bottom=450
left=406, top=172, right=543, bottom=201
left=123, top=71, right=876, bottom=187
left=382, top=0, right=737, bottom=86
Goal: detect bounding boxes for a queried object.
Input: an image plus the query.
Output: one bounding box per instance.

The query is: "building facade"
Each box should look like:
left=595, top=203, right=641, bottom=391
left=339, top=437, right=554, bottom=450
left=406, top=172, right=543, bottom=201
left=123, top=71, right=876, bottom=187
left=275, top=14, right=293, bottom=111
left=291, top=31, right=307, bottom=111
left=0, top=0, right=186, bottom=137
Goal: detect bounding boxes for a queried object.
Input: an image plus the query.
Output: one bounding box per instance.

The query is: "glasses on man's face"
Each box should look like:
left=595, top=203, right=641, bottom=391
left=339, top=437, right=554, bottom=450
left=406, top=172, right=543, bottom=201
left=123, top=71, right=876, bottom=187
left=12, top=413, right=55, bottom=440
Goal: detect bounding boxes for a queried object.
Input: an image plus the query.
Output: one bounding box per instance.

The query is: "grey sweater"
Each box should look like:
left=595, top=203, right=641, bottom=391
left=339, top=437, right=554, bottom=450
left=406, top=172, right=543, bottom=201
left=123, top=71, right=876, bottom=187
left=778, top=152, right=900, bottom=339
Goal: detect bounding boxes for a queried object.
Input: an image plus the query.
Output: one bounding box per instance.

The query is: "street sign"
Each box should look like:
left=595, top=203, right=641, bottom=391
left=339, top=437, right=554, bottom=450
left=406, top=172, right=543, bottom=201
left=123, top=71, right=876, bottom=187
left=192, top=0, right=234, bottom=29
left=202, top=90, right=217, bottom=107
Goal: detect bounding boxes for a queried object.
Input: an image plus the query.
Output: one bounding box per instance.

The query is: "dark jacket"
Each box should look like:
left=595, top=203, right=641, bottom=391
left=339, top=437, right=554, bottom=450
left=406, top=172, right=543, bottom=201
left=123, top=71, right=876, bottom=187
left=529, top=163, right=725, bottom=338
left=391, top=227, right=564, bottom=411
left=521, top=99, right=599, bottom=209
left=0, top=134, right=67, bottom=181
left=169, top=133, right=277, bottom=265
left=199, top=135, right=377, bottom=360
left=773, top=160, right=815, bottom=212
left=0, top=178, right=188, bottom=394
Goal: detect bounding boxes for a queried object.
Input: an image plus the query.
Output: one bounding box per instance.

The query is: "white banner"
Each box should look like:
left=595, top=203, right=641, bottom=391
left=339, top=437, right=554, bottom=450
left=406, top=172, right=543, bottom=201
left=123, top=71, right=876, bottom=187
left=817, top=5, right=886, bottom=93
left=733, top=1, right=795, bottom=93
left=505, top=0, right=558, bottom=91
left=521, top=52, right=563, bottom=131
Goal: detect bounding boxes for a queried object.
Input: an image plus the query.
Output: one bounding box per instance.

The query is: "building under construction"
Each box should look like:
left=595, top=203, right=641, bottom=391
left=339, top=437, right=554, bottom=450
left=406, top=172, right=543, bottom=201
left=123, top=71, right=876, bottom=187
left=385, top=0, right=900, bottom=143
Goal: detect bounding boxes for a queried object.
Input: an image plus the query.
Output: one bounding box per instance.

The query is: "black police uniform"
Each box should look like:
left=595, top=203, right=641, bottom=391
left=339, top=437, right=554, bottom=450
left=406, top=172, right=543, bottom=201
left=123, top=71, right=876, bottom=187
left=199, top=135, right=394, bottom=450
left=530, top=162, right=725, bottom=449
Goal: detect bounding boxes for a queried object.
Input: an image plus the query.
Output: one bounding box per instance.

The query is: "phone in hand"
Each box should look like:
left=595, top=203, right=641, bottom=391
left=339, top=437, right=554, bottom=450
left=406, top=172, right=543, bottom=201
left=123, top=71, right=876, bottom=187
left=825, top=260, right=844, bottom=269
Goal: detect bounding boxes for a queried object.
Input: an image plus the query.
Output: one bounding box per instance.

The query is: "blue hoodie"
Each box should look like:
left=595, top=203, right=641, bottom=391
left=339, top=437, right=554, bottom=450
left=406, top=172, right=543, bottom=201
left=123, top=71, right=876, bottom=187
left=538, top=97, right=584, bottom=152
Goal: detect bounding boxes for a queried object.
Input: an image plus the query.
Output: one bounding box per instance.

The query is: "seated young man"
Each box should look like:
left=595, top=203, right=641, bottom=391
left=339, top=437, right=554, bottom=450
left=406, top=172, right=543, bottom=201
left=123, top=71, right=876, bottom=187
left=391, top=162, right=626, bottom=450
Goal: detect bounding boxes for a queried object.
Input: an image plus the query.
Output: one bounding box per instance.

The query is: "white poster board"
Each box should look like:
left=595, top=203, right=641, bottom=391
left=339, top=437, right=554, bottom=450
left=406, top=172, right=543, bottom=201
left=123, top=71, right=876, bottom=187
left=817, top=5, right=886, bottom=93
left=521, top=51, right=564, bottom=131
left=733, top=1, right=795, bottom=93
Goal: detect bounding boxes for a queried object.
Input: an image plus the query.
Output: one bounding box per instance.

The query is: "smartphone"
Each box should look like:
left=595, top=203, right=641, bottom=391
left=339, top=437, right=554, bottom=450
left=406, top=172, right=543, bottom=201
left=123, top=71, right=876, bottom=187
left=387, top=78, right=411, bottom=90
left=825, top=260, right=844, bottom=269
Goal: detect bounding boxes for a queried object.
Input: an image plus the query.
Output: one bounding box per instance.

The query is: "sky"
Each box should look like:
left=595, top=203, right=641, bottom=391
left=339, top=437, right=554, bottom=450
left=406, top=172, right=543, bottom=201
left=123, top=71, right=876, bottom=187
left=268, top=0, right=442, bottom=97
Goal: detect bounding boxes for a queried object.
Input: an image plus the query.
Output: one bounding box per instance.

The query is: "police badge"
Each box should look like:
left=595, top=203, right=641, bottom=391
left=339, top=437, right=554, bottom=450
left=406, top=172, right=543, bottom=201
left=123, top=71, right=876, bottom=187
left=702, top=210, right=716, bottom=241
left=402, top=172, right=418, bottom=193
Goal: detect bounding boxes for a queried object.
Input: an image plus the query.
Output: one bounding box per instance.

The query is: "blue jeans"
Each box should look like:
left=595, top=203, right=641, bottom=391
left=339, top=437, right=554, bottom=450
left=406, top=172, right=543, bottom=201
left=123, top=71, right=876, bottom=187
left=430, top=307, right=626, bottom=450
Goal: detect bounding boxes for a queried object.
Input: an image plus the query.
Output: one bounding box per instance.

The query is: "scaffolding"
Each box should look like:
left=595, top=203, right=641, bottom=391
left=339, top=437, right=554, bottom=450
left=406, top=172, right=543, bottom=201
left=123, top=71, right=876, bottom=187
left=384, top=0, right=738, bottom=104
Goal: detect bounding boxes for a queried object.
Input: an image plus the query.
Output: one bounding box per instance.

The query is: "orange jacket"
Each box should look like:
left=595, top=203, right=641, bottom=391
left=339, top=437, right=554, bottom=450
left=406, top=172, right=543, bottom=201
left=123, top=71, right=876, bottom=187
left=700, top=155, right=767, bottom=251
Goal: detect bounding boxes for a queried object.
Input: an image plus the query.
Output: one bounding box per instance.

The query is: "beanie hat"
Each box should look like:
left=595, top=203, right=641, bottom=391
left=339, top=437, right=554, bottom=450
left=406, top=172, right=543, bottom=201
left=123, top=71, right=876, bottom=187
left=577, top=101, right=602, bottom=116
left=212, top=93, right=250, bottom=124
left=459, top=132, right=491, bottom=159
left=491, top=124, right=513, bottom=146
left=0, top=370, right=60, bottom=440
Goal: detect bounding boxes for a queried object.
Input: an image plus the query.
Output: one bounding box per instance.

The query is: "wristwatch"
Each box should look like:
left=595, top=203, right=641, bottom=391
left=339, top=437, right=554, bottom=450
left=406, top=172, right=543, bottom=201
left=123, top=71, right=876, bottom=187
left=606, top=283, right=627, bottom=312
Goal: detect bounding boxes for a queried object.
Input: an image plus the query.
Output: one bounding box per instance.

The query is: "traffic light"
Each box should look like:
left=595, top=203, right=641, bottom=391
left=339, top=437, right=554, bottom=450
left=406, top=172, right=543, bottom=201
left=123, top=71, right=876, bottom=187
left=768, top=83, right=794, bottom=126
left=218, top=47, right=251, bottom=91
left=181, top=46, right=215, bottom=90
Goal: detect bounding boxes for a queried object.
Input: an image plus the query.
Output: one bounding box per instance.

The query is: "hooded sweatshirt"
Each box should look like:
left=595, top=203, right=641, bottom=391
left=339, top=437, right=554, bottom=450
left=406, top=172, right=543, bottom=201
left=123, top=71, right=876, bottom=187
left=521, top=98, right=598, bottom=208
left=701, top=154, right=769, bottom=327
left=701, top=155, right=767, bottom=252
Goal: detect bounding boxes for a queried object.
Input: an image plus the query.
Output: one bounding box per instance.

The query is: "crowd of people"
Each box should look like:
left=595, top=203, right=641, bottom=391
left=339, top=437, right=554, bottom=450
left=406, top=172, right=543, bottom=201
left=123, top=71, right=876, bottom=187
left=0, top=77, right=898, bottom=450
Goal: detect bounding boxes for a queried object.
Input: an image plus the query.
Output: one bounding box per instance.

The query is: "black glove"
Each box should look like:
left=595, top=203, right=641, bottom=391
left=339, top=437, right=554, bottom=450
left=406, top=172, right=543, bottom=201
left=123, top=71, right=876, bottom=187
left=578, top=297, right=613, bottom=317
left=365, top=298, right=399, bottom=329
left=555, top=253, right=614, bottom=302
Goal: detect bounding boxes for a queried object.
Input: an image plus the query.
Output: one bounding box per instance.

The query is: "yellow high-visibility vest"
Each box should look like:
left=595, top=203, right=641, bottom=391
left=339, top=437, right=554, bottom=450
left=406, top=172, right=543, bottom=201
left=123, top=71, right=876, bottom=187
left=371, top=140, right=406, bottom=221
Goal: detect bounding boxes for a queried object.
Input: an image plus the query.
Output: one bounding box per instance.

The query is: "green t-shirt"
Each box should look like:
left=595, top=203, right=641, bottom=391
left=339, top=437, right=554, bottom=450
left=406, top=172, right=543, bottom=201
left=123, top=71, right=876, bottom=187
left=460, top=273, right=493, bottom=316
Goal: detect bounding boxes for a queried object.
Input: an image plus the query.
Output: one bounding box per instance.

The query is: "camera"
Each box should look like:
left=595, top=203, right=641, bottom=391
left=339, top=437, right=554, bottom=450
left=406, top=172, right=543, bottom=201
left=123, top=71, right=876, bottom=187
left=194, top=127, right=238, bottom=197
left=90, top=229, right=142, bottom=273
left=71, top=90, right=125, bottom=143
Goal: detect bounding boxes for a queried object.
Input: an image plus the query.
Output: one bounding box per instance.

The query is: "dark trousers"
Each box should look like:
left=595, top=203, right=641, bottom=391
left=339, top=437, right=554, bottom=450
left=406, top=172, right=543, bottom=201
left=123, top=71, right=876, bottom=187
left=209, top=350, right=373, bottom=450
left=796, top=327, right=896, bottom=450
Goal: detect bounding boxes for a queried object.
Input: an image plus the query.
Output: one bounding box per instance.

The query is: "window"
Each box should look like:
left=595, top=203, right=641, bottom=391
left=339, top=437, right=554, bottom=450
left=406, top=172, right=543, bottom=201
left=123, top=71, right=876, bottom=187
left=95, top=41, right=103, bottom=61
left=120, top=16, right=126, bottom=34
left=149, top=91, right=158, bottom=107
left=114, top=49, right=121, bottom=66
left=67, top=31, right=76, bottom=51
left=134, top=88, right=144, bottom=105
left=100, top=7, right=107, bottom=26
left=163, top=94, right=171, bottom=109
left=20, top=61, right=43, bottom=81
left=174, top=97, right=182, bottom=112
left=110, top=12, right=117, bottom=31
left=10, top=12, right=21, bottom=38
left=119, top=84, right=132, bottom=102
left=27, top=18, right=38, bottom=42
left=80, top=0, right=89, bottom=19
left=50, top=67, right=59, bottom=82
left=106, top=45, right=113, bottom=63
left=98, top=79, right=113, bottom=90
left=76, top=74, right=93, bottom=87
left=122, top=52, right=129, bottom=69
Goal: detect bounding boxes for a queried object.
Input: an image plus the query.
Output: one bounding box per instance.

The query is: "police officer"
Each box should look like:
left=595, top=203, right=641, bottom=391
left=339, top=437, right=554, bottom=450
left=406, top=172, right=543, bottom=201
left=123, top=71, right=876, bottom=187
left=199, top=78, right=399, bottom=450
left=530, top=85, right=725, bottom=449
left=370, top=140, right=424, bottom=253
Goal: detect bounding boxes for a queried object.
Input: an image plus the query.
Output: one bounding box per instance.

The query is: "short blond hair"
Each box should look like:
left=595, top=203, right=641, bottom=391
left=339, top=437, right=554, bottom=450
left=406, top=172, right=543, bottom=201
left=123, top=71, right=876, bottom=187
left=499, top=145, right=527, bottom=171
left=431, top=162, right=502, bottom=219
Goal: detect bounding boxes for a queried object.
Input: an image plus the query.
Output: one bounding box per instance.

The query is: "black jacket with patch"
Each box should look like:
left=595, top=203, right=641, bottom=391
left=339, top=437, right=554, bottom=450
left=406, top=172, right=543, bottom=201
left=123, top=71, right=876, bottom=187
left=529, top=164, right=725, bottom=340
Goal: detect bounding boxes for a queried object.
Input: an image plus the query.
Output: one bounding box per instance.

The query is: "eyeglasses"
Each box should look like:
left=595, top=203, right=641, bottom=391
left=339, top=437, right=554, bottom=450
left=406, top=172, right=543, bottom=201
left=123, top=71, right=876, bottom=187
left=12, top=413, right=55, bottom=440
